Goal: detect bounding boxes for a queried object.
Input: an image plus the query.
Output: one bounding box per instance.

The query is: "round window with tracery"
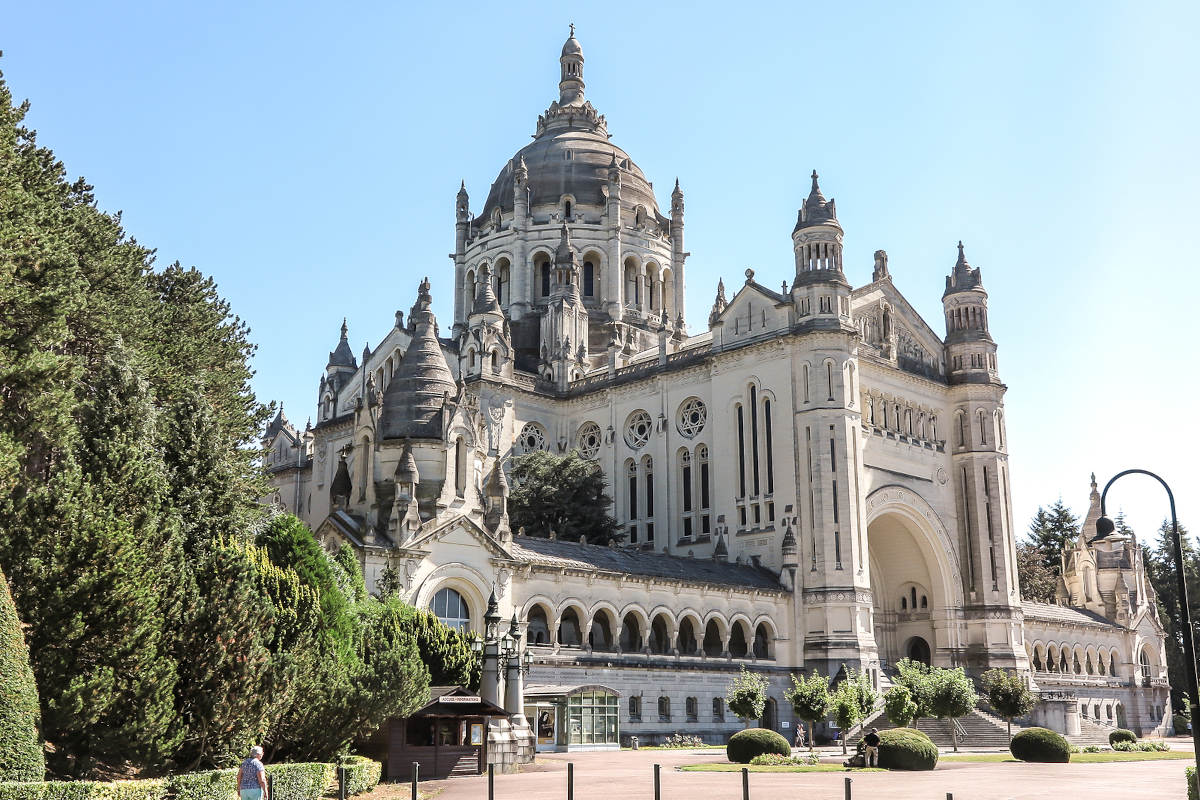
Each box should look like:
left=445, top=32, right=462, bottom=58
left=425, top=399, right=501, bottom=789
left=625, top=410, right=653, bottom=449
left=577, top=422, right=602, bottom=459
left=516, top=422, right=547, bottom=454
left=677, top=398, right=707, bottom=438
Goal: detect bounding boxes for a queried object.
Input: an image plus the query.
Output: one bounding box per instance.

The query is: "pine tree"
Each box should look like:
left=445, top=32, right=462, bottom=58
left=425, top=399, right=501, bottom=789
left=1026, top=500, right=1079, bottom=573
left=1145, top=519, right=1199, bottom=710
left=1016, top=542, right=1058, bottom=603
left=0, top=566, right=43, bottom=782
left=508, top=451, right=619, bottom=543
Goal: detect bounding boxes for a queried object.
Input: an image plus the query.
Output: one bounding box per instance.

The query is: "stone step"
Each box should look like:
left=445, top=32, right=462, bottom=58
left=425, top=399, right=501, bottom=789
left=848, top=708, right=1017, bottom=749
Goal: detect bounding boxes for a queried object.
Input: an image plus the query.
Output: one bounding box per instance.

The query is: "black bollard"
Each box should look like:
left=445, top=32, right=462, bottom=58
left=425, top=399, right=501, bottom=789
left=844, top=776, right=852, bottom=800
left=653, top=763, right=660, bottom=800
left=337, top=765, right=347, bottom=800
left=567, top=761, right=574, bottom=800
left=410, top=762, right=418, bottom=800
left=741, top=766, right=749, bottom=800
left=488, top=763, right=495, bottom=800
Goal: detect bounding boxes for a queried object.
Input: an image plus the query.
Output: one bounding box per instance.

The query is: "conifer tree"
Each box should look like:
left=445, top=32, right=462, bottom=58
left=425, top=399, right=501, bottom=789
left=1026, top=500, right=1079, bottom=573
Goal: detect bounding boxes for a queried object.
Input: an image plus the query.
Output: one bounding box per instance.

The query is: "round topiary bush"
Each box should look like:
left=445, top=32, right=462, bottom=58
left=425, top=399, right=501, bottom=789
left=876, top=728, right=938, bottom=771
left=1010, top=727, right=1071, bottom=763
left=1108, top=728, right=1136, bottom=746
left=726, top=728, right=791, bottom=764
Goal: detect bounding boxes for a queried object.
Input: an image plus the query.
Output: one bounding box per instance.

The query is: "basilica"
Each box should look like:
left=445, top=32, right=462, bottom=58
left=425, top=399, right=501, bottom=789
left=263, top=30, right=1172, bottom=747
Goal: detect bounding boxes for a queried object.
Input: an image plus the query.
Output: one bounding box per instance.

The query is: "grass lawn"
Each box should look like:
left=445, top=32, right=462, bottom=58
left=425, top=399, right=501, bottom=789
left=680, top=763, right=887, bottom=773
left=621, top=745, right=726, bottom=750
left=940, top=751, right=1193, bottom=764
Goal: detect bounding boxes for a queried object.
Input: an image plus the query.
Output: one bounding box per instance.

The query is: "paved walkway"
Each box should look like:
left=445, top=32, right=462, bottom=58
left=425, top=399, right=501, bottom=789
left=420, top=745, right=1195, bottom=800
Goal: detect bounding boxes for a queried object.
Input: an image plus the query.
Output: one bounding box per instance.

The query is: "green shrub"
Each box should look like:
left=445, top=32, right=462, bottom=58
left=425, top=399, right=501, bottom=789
left=1081, top=745, right=1103, bottom=753
left=726, top=728, right=791, bottom=764
left=748, top=753, right=819, bottom=766
left=1186, top=766, right=1196, bottom=800
left=1108, top=728, right=1136, bottom=746
left=1112, top=740, right=1169, bottom=752
left=0, top=568, right=44, bottom=782
left=658, top=734, right=705, bottom=749
left=165, top=770, right=236, bottom=800
left=875, top=728, right=938, bottom=771
left=1010, top=727, right=1070, bottom=763
left=337, top=758, right=380, bottom=796
left=265, top=764, right=333, bottom=800
left=1174, top=714, right=1191, bottom=735
left=0, top=780, right=166, bottom=800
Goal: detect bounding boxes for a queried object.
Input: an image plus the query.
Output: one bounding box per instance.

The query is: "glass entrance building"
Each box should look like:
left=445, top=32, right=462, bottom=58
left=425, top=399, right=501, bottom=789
left=523, top=684, right=620, bottom=752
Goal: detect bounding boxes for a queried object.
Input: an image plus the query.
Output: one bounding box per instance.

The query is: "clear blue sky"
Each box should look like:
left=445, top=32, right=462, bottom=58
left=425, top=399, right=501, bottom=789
left=5, top=1, right=1198, bottom=543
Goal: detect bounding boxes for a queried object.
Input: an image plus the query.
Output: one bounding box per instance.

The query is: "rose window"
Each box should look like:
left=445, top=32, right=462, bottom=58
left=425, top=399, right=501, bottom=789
left=624, top=410, right=653, bottom=449
left=677, top=398, right=707, bottom=438
left=577, top=422, right=602, bottom=459
left=516, top=422, right=547, bottom=454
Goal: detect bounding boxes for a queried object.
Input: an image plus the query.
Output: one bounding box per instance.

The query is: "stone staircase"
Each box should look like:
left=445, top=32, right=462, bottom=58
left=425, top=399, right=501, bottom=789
left=848, top=707, right=1018, bottom=749
left=1070, top=716, right=1116, bottom=746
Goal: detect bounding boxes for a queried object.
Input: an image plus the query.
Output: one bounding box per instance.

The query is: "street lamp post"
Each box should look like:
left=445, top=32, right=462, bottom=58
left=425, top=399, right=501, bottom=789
left=1096, top=469, right=1199, bottom=794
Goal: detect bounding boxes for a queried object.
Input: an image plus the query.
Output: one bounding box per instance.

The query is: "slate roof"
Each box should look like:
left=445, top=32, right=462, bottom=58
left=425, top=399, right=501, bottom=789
left=1021, top=601, right=1120, bottom=629
left=509, top=535, right=784, bottom=591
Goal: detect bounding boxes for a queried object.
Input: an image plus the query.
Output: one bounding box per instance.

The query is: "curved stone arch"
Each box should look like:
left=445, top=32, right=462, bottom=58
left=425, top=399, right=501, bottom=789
left=412, top=562, right=491, bottom=635
left=864, top=485, right=964, bottom=610
left=588, top=598, right=621, bottom=623
left=728, top=611, right=754, bottom=633
left=646, top=603, right=677, bottom=628
left=521, top=594, right=558, bottom=619
left=556, top=596, right=591, bottom=626
left=675, top=607, right=704, bottom=632
left=617, top=602, right=652, bottom=631
left=701, top=609, right=730, bottom=635
left=751, top=612, right=778, bottom=633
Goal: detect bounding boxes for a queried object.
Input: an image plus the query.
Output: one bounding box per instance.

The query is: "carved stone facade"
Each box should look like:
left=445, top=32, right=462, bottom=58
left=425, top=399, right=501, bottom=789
left=262, top=30, right=1172, bottom=742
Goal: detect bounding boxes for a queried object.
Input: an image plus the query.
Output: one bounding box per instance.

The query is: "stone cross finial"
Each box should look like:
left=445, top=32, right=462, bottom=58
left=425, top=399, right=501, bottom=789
left=569, top=22, right=575, bottom=37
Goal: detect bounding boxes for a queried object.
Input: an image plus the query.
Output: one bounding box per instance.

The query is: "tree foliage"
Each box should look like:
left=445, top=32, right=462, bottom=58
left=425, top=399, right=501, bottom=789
left=981, top=668, right=1035, bottom=740
left=830, top=666, right=877, bottom=754
left=0, top=566, right=43, bottom=781
left=1144, top=518, right=1199, bottom=710
left=508, top=451, right=619, bottom=544
left=883, top=685, right=918, bottom=728
left=1016, top=541, right=1058, bottom=603
left=785, top=671, right=830, bottom=749
left=725, top=667, right=768, bottom=727
left=1025, top=501, right=1079, bottom=573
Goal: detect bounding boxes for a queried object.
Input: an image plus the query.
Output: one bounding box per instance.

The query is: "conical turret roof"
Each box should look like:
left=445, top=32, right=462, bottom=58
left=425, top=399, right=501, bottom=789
left=381, top=278, right=456, bottom=440
left=328, top=318, right=357, bottom=368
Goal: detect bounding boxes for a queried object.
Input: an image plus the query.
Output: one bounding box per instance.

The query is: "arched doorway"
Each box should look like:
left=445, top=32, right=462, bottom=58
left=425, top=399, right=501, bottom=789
left=866, top=493, right=959, bottom=668
left=761, top=698, right=778, bottom=732
left=905, top=636, right=932, bottom=666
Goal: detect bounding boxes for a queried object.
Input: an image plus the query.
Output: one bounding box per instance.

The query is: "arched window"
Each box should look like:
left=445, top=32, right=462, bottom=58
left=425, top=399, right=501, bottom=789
left=540, top=261, right=551, bottom=296
left=676, top=618, right=698, bottom=655
left=679, top=449, right=693, bottom=537
left=1139, top=648, right=1152, bottom=679
left=978, top=410, right=987, bottom=445
left=735, top=403, right=747, bottom=498
left=900, top=596, right=907, bottom=611
left=643, top=455, right=655, bottom=544
left=920, top=595, right=928, bottom=609
left=454, top=437, right=466, bottom=496
left=432, top=588, right=471, bottom=633
left=658, top=696, right=670, bottom=721
left=957, top=413, right=967, bottom=447
left=764, top=397, right=774, bottom=495
left=753, top=623, right=771, bottom=659
left=712, top=697, right=725, bottom=721
left=629, top=696, right=642, bottom=720
left=564, top=199, right=572, bottom=218
left=703, top=620, right=723, bottom=657
left=583, top=260, right=594, bottom=297
left=729, top=623, right=749, bottom=658
left=826, top=361, right=835, bottom=401
left=698, top=445, right=711, bottom=534
left=649, top=615, right=670, bottom=654
left=619, top=613, right=642, bottom=652
left=589, top=612, right=614, bottom=651
left=558, top=608, right=582, bottom=647
left=527, top=605, right=550, bottom=645
left=1110, top=652, right=1118, bottom=676
left=686, top=697, right=698, bottom=722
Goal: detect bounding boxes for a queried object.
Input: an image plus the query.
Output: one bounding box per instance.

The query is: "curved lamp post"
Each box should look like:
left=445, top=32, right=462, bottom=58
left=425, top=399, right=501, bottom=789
left=1097, top=469, right=1198, bottom=793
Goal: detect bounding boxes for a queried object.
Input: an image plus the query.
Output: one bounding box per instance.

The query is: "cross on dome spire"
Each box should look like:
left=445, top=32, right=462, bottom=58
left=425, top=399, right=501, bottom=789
left=558, top=26, right=585, bottom=106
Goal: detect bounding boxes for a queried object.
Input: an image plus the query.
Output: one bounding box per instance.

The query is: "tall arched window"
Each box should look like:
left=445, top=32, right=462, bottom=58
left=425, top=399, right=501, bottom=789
left=540, top=262, right=551, bottom=296
left=628, top=695, right=642, bottom=720
left=454, top=437, right=466, bottom=496
left=432, top=588, right=470, bottom=633
left=698, top=445, right=711, bottom=534
left=763, top=397, right=774, bottom=495
left=1139, top=648, right=1152, bottom=680
left=735, top=404, right=747, bottom=498
left=642, top=455, right=655, bottom=545
left=583, top=261, right=594, bottom=297
left=749, top=385, right=761, bottom=495
left=826, top=361, right=835, bottom=401
left=626, top=459, right=639, bottom=544
left=679, top=449, right=693, bottom=537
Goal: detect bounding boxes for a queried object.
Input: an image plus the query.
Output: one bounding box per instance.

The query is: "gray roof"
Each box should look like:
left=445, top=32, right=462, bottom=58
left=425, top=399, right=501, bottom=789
left=1021, top=601, right=1120, bottom=629
left=380, top=278, right=456, bottom=440
left=509, top=535, right=784, bottom=591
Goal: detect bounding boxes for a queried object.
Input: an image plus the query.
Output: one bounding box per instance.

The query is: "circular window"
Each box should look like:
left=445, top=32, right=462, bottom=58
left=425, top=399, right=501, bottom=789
left=577, top=422, right=602, bottom=459
left=625, top=410, right=653, bottom=449
left=677, top=398, right=707, bottom=438
left=516, top=422, right=547, bottom=454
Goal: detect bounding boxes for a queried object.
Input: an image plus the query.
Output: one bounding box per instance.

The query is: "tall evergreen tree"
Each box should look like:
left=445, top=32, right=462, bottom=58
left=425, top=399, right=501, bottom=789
left=1016, top=541, right=1058, bottom=603
left=1145, top=519, right=1199, bottom=710
left=1025, top=500, right=1079, bottom=573
left=508, top=450, right=619, bottom=544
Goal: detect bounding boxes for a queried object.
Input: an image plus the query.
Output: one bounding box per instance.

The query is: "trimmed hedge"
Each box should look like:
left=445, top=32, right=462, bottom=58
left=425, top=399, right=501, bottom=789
left=164, top=770, right=235, bottom=800
left=338, top=758, right=380, bottom=796
left=1186, top=766, right=1196, bottom=800
left=726, top=728, right=791, bottom=764
left=0, top=567, right=44, bottom=782
left=0, top=780, right=166, bottom=800
left=876, top=728, right=938, bottom=771
left=1108, top=728, right=1136, bottom=746
left=265, top=764, right=332, bottom=800
left=1010, top=727, right=1070, bottom=763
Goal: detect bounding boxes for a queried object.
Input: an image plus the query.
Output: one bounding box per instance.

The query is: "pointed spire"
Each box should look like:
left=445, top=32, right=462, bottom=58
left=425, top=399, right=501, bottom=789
left=328, top=318, right=356, bottom=369
left=956, top=240, right=968, bottom=269
left=794, top=169, right=838, bottom=231
left=673, top=177, right=682, bottom=196
left=472, top=262, right=502, bottom=316
left=945, top=240, right=983, bottom=294
left=558, top=25, right=585, bottom=106
left=340, top=318, right=348, bottom=339
left=809, top=169, right=824, bottom=200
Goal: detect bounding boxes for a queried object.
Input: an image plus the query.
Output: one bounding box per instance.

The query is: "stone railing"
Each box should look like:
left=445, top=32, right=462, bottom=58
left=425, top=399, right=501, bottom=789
left=1034, top=671, right=1125, bottom=689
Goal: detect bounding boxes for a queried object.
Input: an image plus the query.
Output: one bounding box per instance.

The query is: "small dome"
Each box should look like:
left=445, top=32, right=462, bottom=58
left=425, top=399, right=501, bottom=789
left=561, top=34, right=582, bottom=57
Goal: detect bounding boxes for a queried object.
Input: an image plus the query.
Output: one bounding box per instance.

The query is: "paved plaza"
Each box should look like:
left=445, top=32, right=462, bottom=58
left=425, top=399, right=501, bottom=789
left=420, top=744, right=1195, bottom=800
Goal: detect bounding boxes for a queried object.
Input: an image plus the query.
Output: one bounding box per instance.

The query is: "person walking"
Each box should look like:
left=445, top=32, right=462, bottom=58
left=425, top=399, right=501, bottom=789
left=238, top=746, right=269, bottom=800
left=862, top=728, right=881, bottom=768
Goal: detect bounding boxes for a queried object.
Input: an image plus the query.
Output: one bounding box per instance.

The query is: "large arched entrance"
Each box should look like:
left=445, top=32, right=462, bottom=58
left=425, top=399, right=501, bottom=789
left=866, top=488, right=961, bottom=669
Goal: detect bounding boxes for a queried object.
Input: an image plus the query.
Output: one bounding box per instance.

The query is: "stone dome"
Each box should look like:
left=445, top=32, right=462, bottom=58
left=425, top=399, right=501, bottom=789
left=479, top=128, right=660, bottom=222
left=478, top=31, right=661, bottom=223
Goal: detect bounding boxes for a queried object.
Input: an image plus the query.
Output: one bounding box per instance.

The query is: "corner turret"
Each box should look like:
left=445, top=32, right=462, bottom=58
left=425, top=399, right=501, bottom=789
left=942, top=242, right=999, bottom=385
left=791, top=170, right=851, bottom=325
